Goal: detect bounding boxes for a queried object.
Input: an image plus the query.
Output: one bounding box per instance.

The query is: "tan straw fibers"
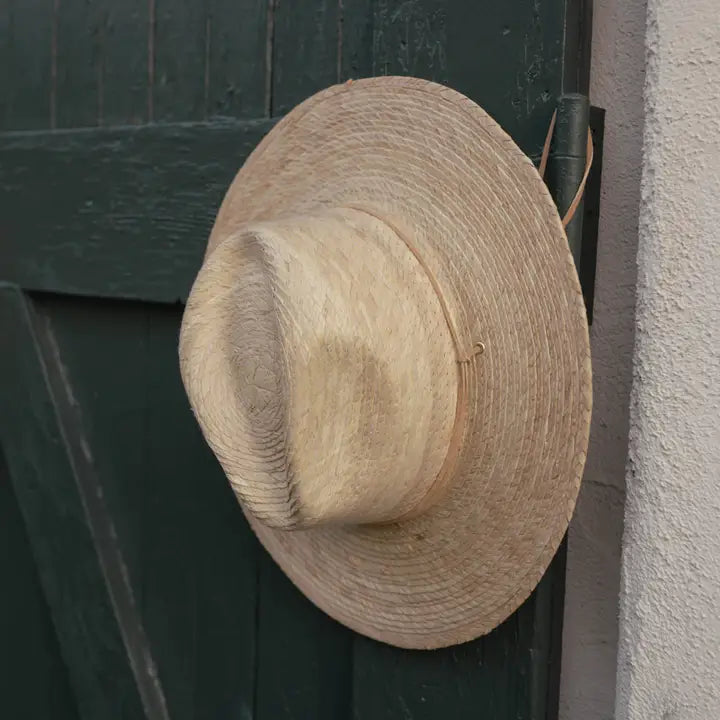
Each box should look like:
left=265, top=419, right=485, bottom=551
left=179, top=76, right=592, bottom=649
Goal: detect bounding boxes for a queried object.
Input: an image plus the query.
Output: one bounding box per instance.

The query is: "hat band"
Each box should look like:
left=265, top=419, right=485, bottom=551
left=342, top=204, right=484, bottom=521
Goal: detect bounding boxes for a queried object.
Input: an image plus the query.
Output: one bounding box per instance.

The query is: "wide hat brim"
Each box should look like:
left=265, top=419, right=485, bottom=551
left=206, top=77, right=592, bottom=649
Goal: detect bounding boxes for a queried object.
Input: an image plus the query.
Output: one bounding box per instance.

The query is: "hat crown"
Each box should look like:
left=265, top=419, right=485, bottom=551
left=179, top=207, right=458, bottom=529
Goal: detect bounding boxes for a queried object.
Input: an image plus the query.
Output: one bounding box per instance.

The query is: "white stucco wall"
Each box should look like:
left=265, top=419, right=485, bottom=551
left=562, top=0, right=720, bottom=716
left=615, top=0, right=720, bottom=717
left=559, top=0, right=646, bottom=716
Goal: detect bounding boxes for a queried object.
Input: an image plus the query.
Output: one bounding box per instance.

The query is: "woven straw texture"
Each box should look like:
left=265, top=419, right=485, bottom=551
left=179, top=76, right=592, bottom=649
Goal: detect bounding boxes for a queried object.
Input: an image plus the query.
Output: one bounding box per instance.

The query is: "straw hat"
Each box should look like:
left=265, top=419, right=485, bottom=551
left=179, top=76, right=592, bottom=649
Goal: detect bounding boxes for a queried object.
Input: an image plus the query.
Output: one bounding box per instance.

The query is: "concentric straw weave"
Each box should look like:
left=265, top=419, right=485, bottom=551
left=179, top=77, right=592, bottom=649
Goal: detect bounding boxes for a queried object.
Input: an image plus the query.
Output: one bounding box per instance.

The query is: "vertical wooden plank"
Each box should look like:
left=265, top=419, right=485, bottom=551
left=55, top=0, right=102, bottom=128
left=206, top=0, right=268, bottom=118
left=141, top=306, right=259, bottom=720
left=339, top=0, right=373, bottom=80
left=56, top=0, right=148, bottom=127
left=100, top=0, right=148, bottom=125
left=0, top=450, right=80, bottom=720
left=0, top=0, right=53, bottom=130
left=271, top=0, right=339, bottom=115
left=153, top=0, right=206, bottom=121
left=254, top=555, right=353, bottom=720
left=0, top=286, right=158, bottom=720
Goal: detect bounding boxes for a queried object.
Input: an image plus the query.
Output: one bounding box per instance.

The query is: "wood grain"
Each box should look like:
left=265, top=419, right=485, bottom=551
left=0, top=120, right=272, bottom=303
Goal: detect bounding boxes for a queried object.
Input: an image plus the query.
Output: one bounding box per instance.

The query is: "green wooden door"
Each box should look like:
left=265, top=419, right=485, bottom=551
left=0, top=2, right=591, bottom=718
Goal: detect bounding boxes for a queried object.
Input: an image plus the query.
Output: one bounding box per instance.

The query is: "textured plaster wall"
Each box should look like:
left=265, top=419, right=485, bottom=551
left=615, top=0, right=720, bottom=717
left=558, top=0, right=646, bottom=716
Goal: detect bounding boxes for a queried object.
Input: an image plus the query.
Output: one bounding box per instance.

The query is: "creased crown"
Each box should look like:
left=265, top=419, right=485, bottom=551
left=179, top=208, right=458, bottom=530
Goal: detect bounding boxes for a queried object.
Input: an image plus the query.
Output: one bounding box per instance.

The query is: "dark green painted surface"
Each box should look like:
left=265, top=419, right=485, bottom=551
left=0, top=1, right=592, bottom=718
left=97, top=0, right=149, bottom=126
left=205, top=0, right=269, bottom=118
left=0, top=0, right=54, bottom=130
left=340, top=0, right=374, bottom=80
left=55, top=0, right=103, bottom=129
left=0, top=449, right=80, bottom=720
left=0, top=286, right=151, bottom=720
left=255, top=556, right=353, bottom=720
left=31, top=294, right=260, bottom=720
left=0, top=120, right=273, bottom=303
left=153, top=0, right=209, bottom=122
left=272, top=0, right=340, bottom=115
